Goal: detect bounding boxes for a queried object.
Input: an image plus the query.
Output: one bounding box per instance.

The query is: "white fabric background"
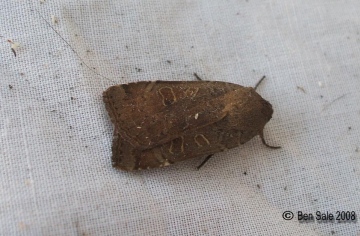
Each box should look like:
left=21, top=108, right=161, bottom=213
left=1, top=0, right=360, bottom=235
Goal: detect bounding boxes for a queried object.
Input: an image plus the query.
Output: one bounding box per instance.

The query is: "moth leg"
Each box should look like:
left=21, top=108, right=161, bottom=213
left=193, top=73, right=203, bottom=81
left=259, top=130, right=281, bottom=149
left=254, top=76, right=266, bottom=91
left=197, top=155, right=213, bottom=170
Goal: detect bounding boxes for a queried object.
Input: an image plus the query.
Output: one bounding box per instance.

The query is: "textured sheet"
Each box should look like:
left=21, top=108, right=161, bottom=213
left=1, top=0, right=359, bottom=235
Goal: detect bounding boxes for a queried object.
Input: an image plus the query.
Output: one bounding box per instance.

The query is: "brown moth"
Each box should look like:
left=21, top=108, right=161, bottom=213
left=103, top=74, right=280, bottom=171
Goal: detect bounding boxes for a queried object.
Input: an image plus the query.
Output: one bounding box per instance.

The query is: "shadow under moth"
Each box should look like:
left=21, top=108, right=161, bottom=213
left=103, top=74, right=280, bottom=171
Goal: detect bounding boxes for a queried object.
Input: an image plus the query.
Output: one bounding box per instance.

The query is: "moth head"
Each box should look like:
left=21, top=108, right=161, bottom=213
left=245, top=88, right=274, bottom=121
left=237, top=88, right=274, bottom=131
left=260, top=99, right=273, bottom=121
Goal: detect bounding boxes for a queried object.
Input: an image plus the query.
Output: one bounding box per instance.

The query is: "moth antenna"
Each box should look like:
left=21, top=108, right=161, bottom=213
left=11, top=48, right=16, bottom=57
left=193, top=73, right=203, bottom=81
left=259, top=130, right=281, bottom=149
left=32, top=8, right=116, bottom=83
left=254, top=76, right=266, bottom=91
left=197, top=155, right=213, bottom=170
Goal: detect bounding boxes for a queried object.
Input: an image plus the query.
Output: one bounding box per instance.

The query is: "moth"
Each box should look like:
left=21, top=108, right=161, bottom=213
left=103, top=74, right=280, bottom=171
